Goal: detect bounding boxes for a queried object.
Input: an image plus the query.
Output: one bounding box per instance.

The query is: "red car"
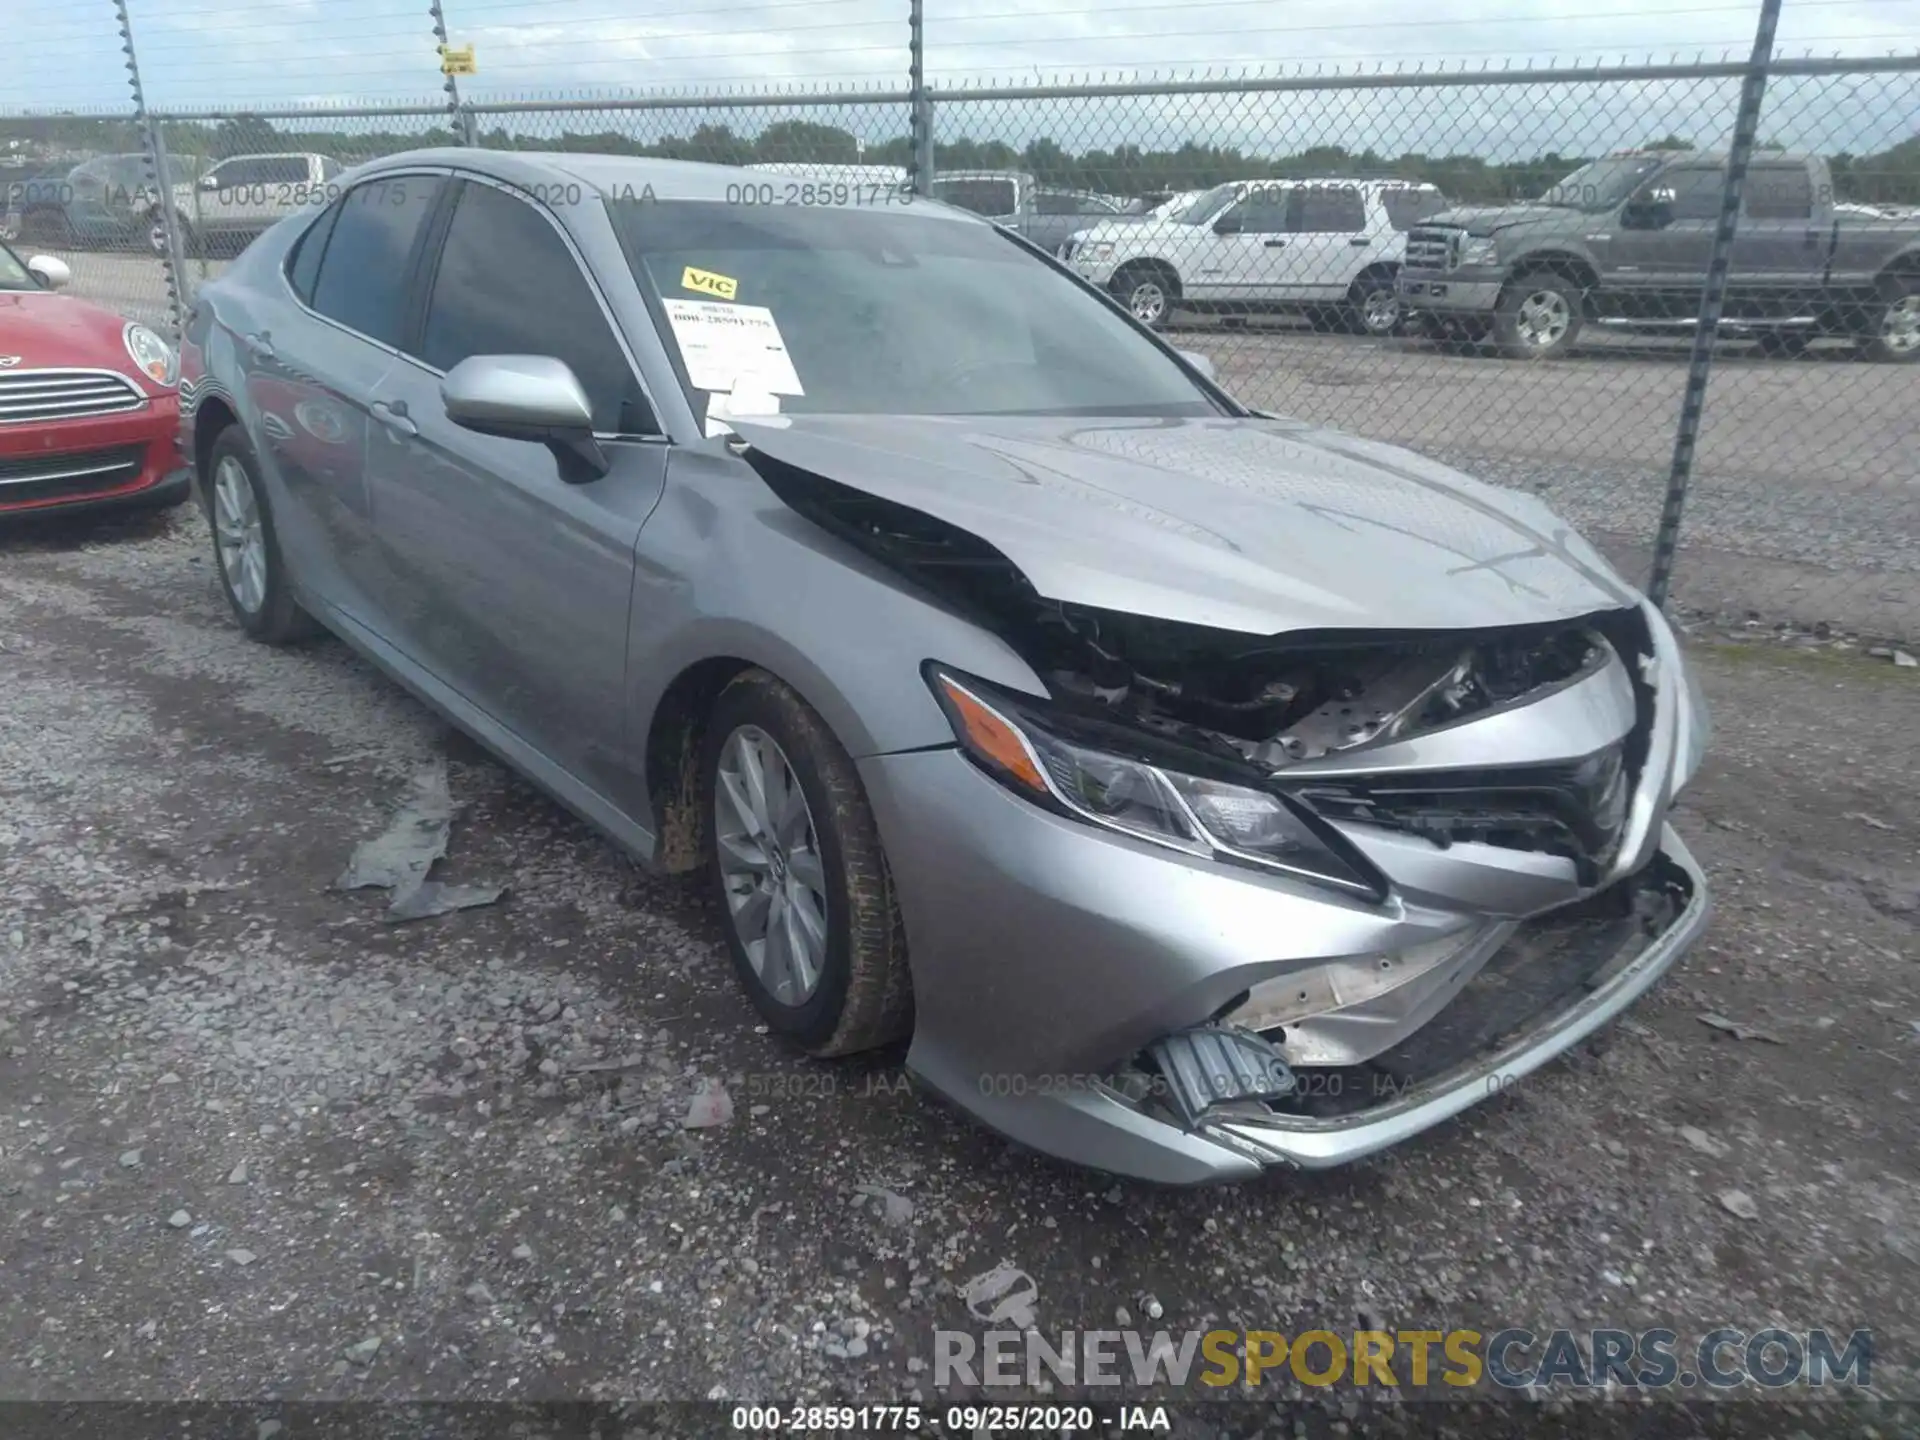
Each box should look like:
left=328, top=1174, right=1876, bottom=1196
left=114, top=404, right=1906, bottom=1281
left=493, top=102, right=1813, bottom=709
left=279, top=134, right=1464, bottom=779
left=1, top=239, right=189, bottom=519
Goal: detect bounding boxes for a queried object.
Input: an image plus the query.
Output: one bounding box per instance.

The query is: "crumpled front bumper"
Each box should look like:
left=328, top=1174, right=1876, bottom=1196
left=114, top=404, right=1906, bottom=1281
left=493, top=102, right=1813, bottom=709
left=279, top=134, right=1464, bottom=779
left=860, top=608, right=1710, bottom=1185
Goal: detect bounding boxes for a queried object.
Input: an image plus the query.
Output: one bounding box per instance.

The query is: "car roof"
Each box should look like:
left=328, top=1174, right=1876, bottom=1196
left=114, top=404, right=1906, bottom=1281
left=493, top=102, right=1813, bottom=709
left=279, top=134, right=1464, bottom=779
left=351, top=147, right=989, bottom=222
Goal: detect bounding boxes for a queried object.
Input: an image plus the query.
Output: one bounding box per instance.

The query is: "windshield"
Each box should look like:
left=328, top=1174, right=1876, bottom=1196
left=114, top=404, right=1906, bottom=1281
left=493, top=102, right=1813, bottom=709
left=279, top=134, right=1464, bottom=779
left=1538, top=156, right=1666, bottom=210
left=609, top=199, right=1220, bottom=421
left=0, top=240, right=35, bottom=291
left=1174, top=183, right=1241, bottom=225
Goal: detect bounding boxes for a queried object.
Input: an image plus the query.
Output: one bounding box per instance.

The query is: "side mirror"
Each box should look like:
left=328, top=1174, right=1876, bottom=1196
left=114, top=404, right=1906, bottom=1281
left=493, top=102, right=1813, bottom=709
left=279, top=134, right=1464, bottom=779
left=1621, top=190, right=1674, bottom=229
left=441, top=354, right=609, bottom=484
left=198, top=175, right=219, bottom=191
left=1177, top=349, right=1216, bottom=381
left=1213, top=214, right=1243, bottom=235
left=27, top=255, right=71, bottom=290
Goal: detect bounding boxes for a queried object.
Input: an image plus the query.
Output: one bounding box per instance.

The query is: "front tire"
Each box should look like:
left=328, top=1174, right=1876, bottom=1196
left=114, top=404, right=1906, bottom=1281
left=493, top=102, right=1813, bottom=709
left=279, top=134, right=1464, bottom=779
left=702, top=670, right=911, bottom=1057
left=1494, top=272, right=1585, bottom=359
left=1111, top=263, right=1177, bottom=329
left=1860, top=283, right=1920, bottom=363
left=205, top=427, right=320, bottom=645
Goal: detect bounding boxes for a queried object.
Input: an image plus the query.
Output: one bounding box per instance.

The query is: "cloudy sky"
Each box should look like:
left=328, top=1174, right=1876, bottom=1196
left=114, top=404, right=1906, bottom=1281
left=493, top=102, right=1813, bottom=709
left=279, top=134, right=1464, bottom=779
left=6, top=0, right=1917, bottom=155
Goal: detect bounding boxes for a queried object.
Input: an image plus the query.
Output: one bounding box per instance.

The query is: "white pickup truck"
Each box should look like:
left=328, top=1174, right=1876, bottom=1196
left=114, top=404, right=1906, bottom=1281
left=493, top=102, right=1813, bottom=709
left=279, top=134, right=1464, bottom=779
left=155, top=152, right=344, bottom=258
left=1062, top=177, right=1449, bottom=333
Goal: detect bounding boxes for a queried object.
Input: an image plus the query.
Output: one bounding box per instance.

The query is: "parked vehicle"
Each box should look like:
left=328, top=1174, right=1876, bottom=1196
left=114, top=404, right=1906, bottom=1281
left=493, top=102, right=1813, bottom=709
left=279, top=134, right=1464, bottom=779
left=180, top=149, right=1710, bottom=1184
left=1396, top=151, right=1920, bottom=361
left=159, top=152, right=344, bottom=258
left=1063, top=177, right=1451, bottom=332
left=926, top=170, right=1132, bottom=253
left=0, top=237, right=189, bottom=518
left=745, top=161, right=911, bottom=195
left=2, top=153, right=211, bottom=251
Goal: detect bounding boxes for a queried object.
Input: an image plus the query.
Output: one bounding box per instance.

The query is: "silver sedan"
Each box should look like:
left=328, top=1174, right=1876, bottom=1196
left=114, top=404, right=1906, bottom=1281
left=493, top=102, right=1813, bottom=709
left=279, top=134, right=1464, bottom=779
left=178, top=149, right=1710, bottom=1184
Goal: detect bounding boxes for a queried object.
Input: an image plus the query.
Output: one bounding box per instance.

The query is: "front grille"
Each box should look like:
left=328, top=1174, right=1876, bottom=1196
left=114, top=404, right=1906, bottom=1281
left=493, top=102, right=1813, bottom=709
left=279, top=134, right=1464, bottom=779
left=0, top=369, right=146, bottom=426
left=1403, top=226, right=1458, bottom=271
left=1296, top=744, right=1631, bottom=886
left=0, top=444, right=146, bottom=506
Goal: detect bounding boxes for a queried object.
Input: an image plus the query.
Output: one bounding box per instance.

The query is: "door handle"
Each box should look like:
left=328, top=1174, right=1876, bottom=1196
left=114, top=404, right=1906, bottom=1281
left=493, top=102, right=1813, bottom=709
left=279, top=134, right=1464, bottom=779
left=1263, top=239, right=1288, bottom=248
left=1348, top=237, right=1370, bottom=246
left=370, top=400, right=416, bottom=438
left=242, top=330, right=274, bottom=360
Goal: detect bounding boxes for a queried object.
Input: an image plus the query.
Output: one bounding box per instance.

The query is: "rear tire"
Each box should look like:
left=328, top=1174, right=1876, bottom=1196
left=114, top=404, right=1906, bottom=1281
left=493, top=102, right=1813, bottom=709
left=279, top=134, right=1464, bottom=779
left=1346, top=271, right=1403, bottom=336
left=1859, top=282, right=1920, bottom=363
left=1494, top=272, right=1585, bottom=359
left=205, top=426, right=322, bottom=645
left=701, top=670, right=912, bottom=1058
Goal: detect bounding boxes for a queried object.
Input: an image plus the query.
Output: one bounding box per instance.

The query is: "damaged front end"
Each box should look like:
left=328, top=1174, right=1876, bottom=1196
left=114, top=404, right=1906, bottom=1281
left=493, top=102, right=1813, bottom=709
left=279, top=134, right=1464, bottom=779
left=751, top=446, right=1708, bottom=1176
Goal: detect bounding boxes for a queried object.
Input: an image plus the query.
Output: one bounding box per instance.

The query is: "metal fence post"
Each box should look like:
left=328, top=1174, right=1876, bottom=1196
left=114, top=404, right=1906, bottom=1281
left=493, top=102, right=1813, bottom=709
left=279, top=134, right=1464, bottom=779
left=114, top=0, right=189, bottom=339
left=1647, top=0, right=1782, bottom=610
left=908, top=0, right=933, bottom=195
left=429, top=0, right=477, bottom=144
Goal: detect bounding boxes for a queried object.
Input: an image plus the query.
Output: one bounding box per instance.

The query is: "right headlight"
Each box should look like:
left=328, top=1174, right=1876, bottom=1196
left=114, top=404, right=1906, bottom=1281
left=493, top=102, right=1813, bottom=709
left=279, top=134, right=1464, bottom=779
left=926, top=666, right=1384, bottom=900
left=1458, top=236, right=1500, bottom=267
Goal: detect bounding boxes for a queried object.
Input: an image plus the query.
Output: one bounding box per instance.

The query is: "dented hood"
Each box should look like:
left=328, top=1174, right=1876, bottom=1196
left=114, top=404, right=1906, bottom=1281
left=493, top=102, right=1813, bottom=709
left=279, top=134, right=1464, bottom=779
left=729, top=413, right=1638, bottom=635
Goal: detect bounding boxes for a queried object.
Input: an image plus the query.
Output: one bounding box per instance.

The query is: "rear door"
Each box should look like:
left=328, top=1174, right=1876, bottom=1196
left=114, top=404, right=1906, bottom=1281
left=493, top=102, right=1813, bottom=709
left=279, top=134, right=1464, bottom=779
left=254, top=172, right=444, bottom=623
left=1728, top=162, right=1826, bottom=303
left=364, top=176, right=668, bottom=795
left=1277, top=183, right=1372, bottom=298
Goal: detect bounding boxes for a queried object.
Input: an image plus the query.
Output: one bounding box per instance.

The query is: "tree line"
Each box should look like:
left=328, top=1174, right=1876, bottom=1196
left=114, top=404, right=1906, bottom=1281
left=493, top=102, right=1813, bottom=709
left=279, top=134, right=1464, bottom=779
left=5, top=112, right=1916, bottom=206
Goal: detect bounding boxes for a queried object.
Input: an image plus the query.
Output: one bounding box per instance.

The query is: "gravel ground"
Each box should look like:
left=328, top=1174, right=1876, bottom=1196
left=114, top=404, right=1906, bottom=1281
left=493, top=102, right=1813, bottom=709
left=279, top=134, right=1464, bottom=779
left=40, top=252, right=1920, bottom=641
left=2, top=505, right=1918, bottom=1429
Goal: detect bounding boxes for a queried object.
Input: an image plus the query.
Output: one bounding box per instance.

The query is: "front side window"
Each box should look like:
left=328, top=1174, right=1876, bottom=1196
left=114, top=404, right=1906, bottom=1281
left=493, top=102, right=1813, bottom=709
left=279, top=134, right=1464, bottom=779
left=0, top=240, right=36, bottom=291
left=610, top=199, right=1220, bottom=420
left=257, top=157, right=309, bottom=186
left=1226, top=188, right=1289, bottom=233
left=1650, top=167, right=1728, bottom=222
left=1541, top=156, right=1665, bottom=210
left=418, top=181, right=646, bottom=434
left=307, top=175, right=443, bottom=346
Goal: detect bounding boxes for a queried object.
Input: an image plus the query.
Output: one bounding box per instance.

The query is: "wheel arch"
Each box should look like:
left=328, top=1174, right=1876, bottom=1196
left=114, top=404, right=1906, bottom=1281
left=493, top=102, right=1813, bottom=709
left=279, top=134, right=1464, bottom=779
left=1504, top=250, right=1602, bottom=298
left=1111, top=255, right=1183, bottom=298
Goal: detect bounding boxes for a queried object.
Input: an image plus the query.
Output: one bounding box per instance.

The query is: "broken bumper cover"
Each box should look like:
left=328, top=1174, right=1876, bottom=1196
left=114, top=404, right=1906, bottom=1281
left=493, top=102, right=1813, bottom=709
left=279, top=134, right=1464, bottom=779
left=861, top=741, right=1709, bottom=1185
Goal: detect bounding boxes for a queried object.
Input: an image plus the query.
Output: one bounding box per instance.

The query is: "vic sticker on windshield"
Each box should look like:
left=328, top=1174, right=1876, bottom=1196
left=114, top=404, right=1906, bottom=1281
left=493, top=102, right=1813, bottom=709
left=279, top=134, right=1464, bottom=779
left=681, top=266, right=739, bottom=300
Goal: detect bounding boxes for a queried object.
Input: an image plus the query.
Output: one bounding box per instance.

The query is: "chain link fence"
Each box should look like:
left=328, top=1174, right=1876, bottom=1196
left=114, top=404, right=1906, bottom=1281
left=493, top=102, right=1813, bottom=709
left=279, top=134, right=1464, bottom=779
left=2, top=8, right=1916, bottom=640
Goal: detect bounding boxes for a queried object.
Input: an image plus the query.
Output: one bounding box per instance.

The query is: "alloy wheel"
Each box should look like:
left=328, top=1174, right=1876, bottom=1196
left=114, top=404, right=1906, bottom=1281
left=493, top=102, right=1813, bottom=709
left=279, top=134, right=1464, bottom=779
left=1516, top=289, right=1571, bottom=348
left=1361, top=287, right=1400, bottom=335
left=1128, top=279, right=1167, bottom=325
left=714, top=724, right=830, bottom=1007
left=1882, top=295, right=1920, bottom=356
left=212, top=455, right=267, bottom=615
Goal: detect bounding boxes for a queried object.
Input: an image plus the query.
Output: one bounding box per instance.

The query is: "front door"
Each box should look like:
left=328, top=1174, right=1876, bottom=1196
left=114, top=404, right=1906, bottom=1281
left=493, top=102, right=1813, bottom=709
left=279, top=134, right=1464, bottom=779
left=1607, top=164, right=1724, bottom=317
left=363, top=178, right=668, bottom=799
left=1199, top=185, right=1292, bottom=303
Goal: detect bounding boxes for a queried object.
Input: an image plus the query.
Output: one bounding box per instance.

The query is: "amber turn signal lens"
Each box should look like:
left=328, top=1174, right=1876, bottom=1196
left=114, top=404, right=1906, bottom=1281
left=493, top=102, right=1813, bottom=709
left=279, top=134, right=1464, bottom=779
left=936, top=676, right=1050, bottom=795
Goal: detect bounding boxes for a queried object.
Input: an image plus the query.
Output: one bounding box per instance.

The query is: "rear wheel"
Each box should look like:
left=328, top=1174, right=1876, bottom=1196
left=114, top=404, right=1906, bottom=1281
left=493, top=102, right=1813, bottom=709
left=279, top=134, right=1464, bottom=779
left=206, top=427, right=321, bottom=645
left=1111, top=263, right=1177, bottom=328
left=702, top=670, right=912, bottom=1057
left=1494, top=272, right=1585, bottom=359
left=1860, top=284, right=1920, bottom=363
left=1346, top=271, right=1402, bottom=336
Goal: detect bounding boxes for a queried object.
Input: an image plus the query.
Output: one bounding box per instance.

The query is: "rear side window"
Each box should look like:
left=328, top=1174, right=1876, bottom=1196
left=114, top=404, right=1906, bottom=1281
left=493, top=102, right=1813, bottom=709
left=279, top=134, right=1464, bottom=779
left=1382, top=188, right=1448, bottom=230
left=308, top=176, right=443, bottom=346
left=933, top=178, right=1017, bottom=216
left=1746, top=165, right=1813, bottom=220
left=286, top=203, right=340, bottom=303
left=1654, top=168, right=1726, bottom=222
left=417, top=181, right=645, bottom=434
left=1291, top=186, right=1366, bottom=233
